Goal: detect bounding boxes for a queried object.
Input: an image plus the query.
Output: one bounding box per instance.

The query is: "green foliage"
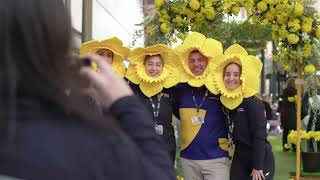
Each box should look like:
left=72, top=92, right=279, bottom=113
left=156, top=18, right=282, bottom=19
left=133, top=12, right=272, bottom=49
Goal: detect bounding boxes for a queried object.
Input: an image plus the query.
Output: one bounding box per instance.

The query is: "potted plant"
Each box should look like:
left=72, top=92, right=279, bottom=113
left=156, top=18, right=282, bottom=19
left=287, top=130, right=320, bottom=172
left=286, top=75, right=320, bottom=172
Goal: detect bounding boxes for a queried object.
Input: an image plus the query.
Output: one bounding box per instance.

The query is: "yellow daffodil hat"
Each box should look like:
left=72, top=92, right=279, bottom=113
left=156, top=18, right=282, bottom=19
left=80, top=37, right=130, bottom=77
left=125, top=44, right=182, bottom=97
left=207, top=44, right=263, bottom=110
left=175, top=32, right=223, bottom=88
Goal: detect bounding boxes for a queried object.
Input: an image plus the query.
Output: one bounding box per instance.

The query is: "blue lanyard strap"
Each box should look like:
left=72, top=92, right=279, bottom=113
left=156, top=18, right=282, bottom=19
left=149, top=93, right=162, bottom=121
left=192, top=89, right=208, bottom=112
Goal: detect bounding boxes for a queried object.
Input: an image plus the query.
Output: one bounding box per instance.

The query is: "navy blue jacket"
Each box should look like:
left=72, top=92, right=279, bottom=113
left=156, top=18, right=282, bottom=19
left=227, top=97, right=273, bottom=170
left=0, top=96, right=175, bottom=180
left=281, top=87, right=297, bottom=128
left=129, top=84, right=176, bottom=162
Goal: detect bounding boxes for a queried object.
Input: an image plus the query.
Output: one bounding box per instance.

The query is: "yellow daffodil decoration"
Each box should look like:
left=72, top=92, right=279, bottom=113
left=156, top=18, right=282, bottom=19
left=175, top=32, right=223, bottom=88
left=125, top=44, right=182, bottom=97
left=80, top=37, right=130, bottom=77
left=207, top=44, right=263, bottom=110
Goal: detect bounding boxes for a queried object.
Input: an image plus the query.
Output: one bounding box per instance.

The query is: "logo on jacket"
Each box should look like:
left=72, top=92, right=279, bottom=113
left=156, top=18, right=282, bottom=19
left=237, top=108, right=244, bottom=112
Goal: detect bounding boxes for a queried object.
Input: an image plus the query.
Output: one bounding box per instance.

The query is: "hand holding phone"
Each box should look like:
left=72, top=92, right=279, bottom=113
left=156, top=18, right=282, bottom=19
left=79, top=55, right=133, bottom=108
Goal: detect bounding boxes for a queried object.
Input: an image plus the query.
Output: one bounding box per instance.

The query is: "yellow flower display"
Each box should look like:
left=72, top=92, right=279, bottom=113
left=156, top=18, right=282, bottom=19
left=302, top=23, right=312, bottom=33
left=174, top=32, right=223, bottom=88
left=80, top=37, right=130, bottom=77
left=207, top=44, right=263, bottom=110
left=125, top=44, right=182, bottom=97
left=294, top=3, right=304, bottom=17
left=189, top=0, right=200, bottom=11
left=278, top=25, right=289, bottom=39
left=315, top=27, right=320, bottom=38
left=257, top=1, right=267, bottom=12
left=284, top=143, right=290, bottom=149
left=160, top=23, right=171, bottom=34
left=265, top=11, right=275, bottom=21
left=287, top=95, right=297, bottom=103
left=288, top=130, right=320, bottom=152
left=309, top=131, right=320, bottom=142
left=155, top=0, right=165, bottom=8
left=288, top=130, right=297, bottom=144
left=304, top=64, right=316, bottom=75
left=287, top=34, right=299, bottom=44
left=205, top=8, right=216, bottom=21
left=302, top=43, right=312, bottom=58
left=231, top=6, right=241, bottom=16
left=287, top=19, right=301, bottom=33
left=150, top=0, right=319, bottom=75
left=276, top=14, right=289, bottom=25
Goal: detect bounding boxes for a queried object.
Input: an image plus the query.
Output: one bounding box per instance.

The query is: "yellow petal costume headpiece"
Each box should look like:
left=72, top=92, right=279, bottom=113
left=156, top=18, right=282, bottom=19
left=208, top=44, right=262, bottom=110
left=175, top=32, right=223, bottom=88
left=80, top=37, right=130, bottom=77
left=126, top=44, right=182, bottom=97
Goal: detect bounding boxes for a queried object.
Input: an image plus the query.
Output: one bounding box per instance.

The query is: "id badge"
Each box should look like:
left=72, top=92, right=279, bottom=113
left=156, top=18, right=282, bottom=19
left=228, top=139, right=235, bottom=157
left=154, top=124, right=163, bottom=135
left=191, top=115, right=204, bottom=125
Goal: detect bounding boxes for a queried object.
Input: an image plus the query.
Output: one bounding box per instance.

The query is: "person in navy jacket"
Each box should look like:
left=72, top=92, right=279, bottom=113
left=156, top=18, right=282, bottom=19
left=222, top=62, right=275, bottom=180
left=208, top=44, right=275, bottom=180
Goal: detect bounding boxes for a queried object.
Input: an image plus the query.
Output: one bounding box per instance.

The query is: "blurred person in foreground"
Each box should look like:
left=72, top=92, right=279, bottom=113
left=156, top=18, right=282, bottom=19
left=0, top=0, right=175, bottom=179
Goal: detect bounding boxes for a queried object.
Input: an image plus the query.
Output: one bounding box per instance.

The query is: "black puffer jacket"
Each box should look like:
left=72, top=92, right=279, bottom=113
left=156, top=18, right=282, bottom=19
left=0, top=96, right=175, bottom=180
left=281, top=87, right=297, bottom=129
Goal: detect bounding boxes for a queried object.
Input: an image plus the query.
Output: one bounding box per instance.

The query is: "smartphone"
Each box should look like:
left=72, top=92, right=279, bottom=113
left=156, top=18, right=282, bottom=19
left=65, top=56, right=91, bottom=89
left=81, top=57, right=91, bottom=67
left=81, top=57, right=99, bottom=72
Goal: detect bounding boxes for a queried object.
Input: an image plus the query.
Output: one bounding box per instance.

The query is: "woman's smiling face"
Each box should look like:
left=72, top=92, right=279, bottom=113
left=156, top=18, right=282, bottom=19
left=144, top=55, right=163, bottom=78
left=223, top=63, right=241, bottom=90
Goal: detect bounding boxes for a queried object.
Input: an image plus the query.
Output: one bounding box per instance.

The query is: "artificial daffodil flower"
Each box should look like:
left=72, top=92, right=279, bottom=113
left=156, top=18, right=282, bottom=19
left=80, top=37, right=130, bottom=77
left=207, top=44, right=263, bottom=110
left=175, top=32, right=223, bottom=89
left=125, top=44, right=182, bottom=97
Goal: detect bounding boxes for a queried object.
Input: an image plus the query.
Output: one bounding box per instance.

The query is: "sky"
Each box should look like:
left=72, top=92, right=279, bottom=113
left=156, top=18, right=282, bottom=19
left=70, top=0, right=144, bottom=47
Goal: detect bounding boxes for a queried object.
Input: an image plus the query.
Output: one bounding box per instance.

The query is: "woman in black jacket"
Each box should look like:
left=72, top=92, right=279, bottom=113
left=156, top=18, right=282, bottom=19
left=0, top=0, right=175, bottom=179
left=223, top=62, right=275, bottom=180
left=281, top=78, right=297, bottom=151
left=126, top=45, right=182, bottom=163
left=208, top=44, right=275, bottom=180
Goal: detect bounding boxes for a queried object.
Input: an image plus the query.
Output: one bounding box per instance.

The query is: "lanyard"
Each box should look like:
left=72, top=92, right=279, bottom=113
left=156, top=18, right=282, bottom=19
left=222, top=108, right=234, bottom=141
left=149, top=94, right=162, bottom=122
left=192, top=89, right=208, bottom=113
left=222, top=107, right=236, bottom=158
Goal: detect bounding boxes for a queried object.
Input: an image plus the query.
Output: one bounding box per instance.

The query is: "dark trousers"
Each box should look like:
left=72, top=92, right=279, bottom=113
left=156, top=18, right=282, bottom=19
left=282, top=127, right=296, bottom=150
left=230, top=150, right=275, bottom=180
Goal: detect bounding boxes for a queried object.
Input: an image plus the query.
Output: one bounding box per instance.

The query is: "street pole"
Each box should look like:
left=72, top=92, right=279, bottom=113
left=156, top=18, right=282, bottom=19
left=82, top=0, right=92, bottom=42
left=260, top=49, right=265, bottom=95
left=65, top=0, right=72, bottom=13
left=295, top=64, right=302, bottom=180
